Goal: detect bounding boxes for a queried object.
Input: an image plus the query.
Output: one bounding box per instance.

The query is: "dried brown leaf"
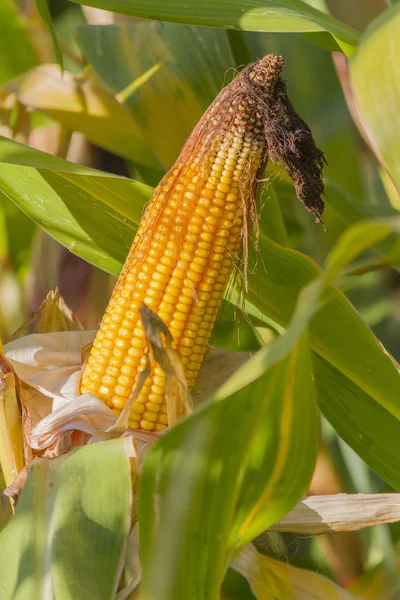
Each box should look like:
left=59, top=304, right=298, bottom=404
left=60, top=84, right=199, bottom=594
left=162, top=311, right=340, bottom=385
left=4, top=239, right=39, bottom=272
left=12, top=288, right=82, bottom=340
left=270, top=493, right=400, bottom=534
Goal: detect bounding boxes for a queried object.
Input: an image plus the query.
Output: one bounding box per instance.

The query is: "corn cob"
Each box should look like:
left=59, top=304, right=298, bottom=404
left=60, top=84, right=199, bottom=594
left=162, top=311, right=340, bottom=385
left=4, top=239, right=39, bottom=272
left=80, top=54, right=324, bottom=431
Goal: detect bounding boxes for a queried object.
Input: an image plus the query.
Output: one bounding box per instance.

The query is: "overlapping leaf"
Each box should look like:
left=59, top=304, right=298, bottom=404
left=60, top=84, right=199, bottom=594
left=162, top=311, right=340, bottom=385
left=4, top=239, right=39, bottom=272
left=244, top=216, right=400, bottom=489
left=0, top=3, right=398, bottom=596
left=140, top=333, right=317, bottom=600
left=35, top=0, right=63, bottom=70
left=139, top=211, right=400, bottom=597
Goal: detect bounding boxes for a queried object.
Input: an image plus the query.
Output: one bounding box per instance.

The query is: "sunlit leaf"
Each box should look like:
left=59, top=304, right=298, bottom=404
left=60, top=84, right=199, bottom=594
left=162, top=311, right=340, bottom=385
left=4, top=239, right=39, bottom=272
left=350, top=4, right=400, bottom=193
left=70, top=0, right=360, bottom=55
left=323, top=178, right=400, bottom=272
left=35, top=0, right=63, bottom=70
left=323, top=218, right=400, bottom=281
left=0, top=437, right=135, bottom=600
left=0, top=0, right=38, bottom=85
left=232, top=544, right=360, bottom=599
left=245, top=228, right=400, bottom=489
left=0, top=192, right=36, bottom=278
left=0, top=136, right=151, bottom=275
left=2, top=134, right=400, bottom=490
left=230, top=335, right=318, bottom=549
left=140, top=333, right=317, bottom=600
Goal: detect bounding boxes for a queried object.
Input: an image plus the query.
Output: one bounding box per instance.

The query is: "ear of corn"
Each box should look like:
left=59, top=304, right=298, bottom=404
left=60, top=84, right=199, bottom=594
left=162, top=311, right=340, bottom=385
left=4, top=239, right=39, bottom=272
left=80, top=55, right=285, bottom=431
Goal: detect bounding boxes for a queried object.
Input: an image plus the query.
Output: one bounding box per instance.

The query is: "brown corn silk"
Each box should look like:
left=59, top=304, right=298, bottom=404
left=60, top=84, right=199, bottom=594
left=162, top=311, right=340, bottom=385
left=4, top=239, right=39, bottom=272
left=80, top=54, right=325, bottom=432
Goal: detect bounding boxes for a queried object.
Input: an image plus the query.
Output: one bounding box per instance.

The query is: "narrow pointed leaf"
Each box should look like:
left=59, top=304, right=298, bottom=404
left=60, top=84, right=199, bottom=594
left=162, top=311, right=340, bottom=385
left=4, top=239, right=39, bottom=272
left=246, top=231, right=400, bottom=488
left=230, top=335, right=318, bottom=549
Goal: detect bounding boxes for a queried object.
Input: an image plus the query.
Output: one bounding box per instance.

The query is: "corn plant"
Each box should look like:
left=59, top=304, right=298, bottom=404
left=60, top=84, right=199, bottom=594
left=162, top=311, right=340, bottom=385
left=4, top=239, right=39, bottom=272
left=0, top=1, right=400, bottom=599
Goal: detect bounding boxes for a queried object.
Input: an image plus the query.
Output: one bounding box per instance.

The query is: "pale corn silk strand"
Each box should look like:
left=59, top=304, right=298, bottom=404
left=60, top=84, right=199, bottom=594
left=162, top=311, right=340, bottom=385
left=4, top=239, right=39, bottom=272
left=80, top=55, right=284, bottom=432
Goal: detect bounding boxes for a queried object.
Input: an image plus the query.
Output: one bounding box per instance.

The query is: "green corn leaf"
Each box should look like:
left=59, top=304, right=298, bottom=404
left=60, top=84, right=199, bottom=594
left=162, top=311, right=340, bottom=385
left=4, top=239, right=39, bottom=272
left=0, top=136, right=151, bottom=275
left=35, top=0, right=64, bottom=70
left=69, top=0, right=360, bottom=55
left=350, top=4, right=400, bottom=194
left=0, top=438, right=135, bottom=600
left=140, top=332, right=317, bottom=600
left=0, top=0, right=38, bottom=85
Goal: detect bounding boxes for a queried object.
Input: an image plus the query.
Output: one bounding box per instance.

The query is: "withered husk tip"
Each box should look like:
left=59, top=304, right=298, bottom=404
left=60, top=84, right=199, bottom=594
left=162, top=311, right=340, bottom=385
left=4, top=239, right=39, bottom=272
left=241, top=54, right=326, bottom=224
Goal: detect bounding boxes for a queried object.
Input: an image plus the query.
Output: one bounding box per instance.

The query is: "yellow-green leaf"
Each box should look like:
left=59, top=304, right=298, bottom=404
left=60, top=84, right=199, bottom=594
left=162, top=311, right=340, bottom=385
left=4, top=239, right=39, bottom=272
left=350, top=4, right=400, bottom=193
left=232, top=544, right=361, bottom=600
left=5, top=64, right=160, bottom=168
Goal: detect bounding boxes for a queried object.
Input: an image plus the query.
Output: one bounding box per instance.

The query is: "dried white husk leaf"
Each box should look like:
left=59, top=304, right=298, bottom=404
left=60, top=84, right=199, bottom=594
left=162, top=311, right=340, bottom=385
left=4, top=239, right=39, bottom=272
left=4, top=331, right=160, bottom=457
left=270, top=493, right=400, bottom=534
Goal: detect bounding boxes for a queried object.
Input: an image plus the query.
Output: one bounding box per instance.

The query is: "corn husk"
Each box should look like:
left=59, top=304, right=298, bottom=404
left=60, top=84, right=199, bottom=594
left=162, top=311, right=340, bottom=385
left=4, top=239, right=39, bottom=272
left=11, top=288, right=83, bottom=340
left=2, top=292, right=193, bottom=465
